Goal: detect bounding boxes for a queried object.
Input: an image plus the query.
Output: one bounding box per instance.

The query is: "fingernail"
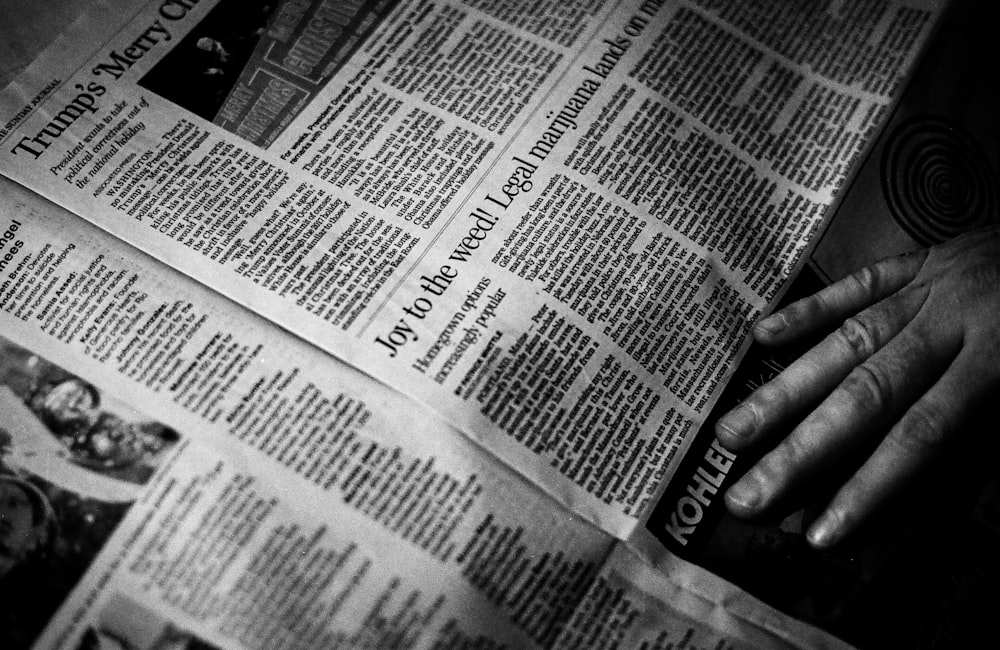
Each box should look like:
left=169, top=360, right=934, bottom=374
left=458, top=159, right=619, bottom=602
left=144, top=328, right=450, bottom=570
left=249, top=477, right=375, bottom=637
left=726, top=476, right=761, bottom=512
left=807, top=511, right=841, bottom=548
left=755, top=313, right=787, bottom=337
left=716, top=403, right=757, bottom=440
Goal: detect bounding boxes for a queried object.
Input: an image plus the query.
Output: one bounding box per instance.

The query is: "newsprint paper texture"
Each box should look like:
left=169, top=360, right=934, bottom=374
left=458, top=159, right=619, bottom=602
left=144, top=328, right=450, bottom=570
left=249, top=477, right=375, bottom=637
left=0, top=0, right=959, bottom=648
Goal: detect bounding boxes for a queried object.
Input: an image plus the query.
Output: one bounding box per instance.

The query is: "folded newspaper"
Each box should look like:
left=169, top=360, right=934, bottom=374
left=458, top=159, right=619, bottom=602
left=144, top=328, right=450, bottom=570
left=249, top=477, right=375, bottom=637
left=2, top=0, right=984, bottom=648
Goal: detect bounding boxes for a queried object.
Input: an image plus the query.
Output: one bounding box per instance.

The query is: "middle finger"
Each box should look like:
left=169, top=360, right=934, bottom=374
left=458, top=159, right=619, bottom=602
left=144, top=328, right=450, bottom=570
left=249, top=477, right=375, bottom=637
left=724, top=316, right=960, bottom=517
left=716, top=282, right=931, bottom=450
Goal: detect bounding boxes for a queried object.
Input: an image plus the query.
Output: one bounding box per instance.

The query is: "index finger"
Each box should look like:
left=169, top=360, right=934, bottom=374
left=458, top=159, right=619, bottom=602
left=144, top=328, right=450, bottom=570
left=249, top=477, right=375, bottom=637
left=716, top=282, right=930, bottom=450
left=756, top=249, right=927, bottom=347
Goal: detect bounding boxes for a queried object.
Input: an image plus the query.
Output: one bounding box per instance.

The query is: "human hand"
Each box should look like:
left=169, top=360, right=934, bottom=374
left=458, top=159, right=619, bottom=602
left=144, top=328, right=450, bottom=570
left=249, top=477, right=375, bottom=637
left=715, top=225, right=1000, bottom=548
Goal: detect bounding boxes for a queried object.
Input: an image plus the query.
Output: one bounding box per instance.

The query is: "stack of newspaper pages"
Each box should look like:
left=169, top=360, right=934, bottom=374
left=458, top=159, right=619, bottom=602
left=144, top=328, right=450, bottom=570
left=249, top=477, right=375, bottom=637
left=6, top=0, right=996, bottom=648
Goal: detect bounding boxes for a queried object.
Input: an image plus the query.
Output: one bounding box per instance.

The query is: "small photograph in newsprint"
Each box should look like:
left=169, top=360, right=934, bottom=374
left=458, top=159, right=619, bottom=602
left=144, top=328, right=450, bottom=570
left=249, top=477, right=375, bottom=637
left=139, top=0, right=400, bottom=147
left=0, top=335, right=180, bottom=650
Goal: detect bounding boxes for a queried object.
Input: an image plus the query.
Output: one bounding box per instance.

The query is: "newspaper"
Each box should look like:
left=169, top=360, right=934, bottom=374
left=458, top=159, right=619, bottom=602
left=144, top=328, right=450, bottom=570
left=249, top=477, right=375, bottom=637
left=644, top=3, right=1000, bottom=647
left=0, top=0, right=949, bottom=648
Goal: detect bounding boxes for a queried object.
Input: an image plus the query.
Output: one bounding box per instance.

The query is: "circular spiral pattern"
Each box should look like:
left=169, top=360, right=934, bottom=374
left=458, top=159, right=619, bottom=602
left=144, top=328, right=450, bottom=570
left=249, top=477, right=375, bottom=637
left=880, top=114, right=999, bottom=246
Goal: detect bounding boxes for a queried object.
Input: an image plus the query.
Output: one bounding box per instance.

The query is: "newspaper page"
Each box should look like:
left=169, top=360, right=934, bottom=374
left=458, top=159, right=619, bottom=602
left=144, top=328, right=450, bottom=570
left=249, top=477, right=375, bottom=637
left=0, top=176, right=604, bottom=650
left=553, top=544, right=854, bottom=650
left=640, top=2, right=1000, bottom=648
left=0, top=0, right=948, bottom=543
left=0, top=174, right=855, bottom=649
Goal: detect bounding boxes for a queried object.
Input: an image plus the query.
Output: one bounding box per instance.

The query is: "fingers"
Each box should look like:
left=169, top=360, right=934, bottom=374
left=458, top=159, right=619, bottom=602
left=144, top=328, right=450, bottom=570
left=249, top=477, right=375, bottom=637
left=716, top=282, right=931, bottom=450
left=715, top=230, right=1000, bottom=547
left=723, top=317, right=961, bottom=520
left=754, top=249, right=928, bottom=347
left=806, top=348, right=983, bottom=547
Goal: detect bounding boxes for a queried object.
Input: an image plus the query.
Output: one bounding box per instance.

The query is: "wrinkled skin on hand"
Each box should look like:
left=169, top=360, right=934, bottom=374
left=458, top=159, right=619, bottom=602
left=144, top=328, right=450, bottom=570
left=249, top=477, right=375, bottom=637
left=715, top=225, right=1000, bottom=548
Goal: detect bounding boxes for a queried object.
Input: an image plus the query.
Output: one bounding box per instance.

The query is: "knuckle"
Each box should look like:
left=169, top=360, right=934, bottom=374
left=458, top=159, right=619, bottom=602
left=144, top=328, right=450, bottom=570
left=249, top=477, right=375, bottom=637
left=839, top=364, right=892, bottom=413
left=890, top=403, right=951, bottom=453
left=762, top=435, right=811, bottom=478
left=758, top=450, right=793, bottom=486
left=780, top=299, right=811, bottom=327
left=834, top=315, right=879, bottom=358
left=850, top=264, right=879, bottom=299
left=754, top=381, right=789, bottom=413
